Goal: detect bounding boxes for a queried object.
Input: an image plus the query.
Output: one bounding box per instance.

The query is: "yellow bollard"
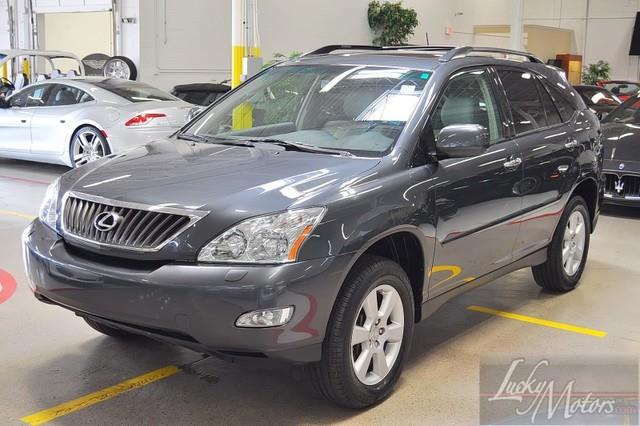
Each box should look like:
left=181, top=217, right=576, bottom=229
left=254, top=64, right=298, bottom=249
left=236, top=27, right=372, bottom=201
left=1, top=63, right=7, bottom=80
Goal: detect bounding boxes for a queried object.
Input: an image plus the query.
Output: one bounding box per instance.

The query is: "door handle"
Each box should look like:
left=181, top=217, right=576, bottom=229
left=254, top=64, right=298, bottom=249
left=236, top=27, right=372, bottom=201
left=20, top=119, right=27, bottom=123
left=565, top=139, right=579, bottom=150
left=503, top=157, right=522, bottom=170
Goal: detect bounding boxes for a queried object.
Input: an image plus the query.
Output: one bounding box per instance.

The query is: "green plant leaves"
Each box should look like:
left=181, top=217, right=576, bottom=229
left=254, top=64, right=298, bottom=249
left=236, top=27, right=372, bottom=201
left=368, top=1, right=419, bottom=46
left=582, top=60, right=611, bottom=85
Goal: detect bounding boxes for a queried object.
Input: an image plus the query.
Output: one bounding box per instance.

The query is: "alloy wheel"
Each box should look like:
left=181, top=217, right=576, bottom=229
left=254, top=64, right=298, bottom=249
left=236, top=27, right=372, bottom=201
left=562, top=210, right=586, bottom=276
left=351, top=284, right=404, bottom=385
left=104, top=59, right=131, bottom=80
left=73, top=129, right=106, bottom=167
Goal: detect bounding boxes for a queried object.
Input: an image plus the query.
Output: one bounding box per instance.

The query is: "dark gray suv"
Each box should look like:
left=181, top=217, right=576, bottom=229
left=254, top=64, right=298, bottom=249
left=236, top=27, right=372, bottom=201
left=24, top=45, right=603, bottom=408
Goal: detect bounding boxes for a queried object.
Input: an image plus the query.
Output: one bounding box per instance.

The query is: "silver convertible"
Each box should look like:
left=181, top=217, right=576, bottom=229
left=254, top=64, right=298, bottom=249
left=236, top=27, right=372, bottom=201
left=0, top=78, right=192, bottom=167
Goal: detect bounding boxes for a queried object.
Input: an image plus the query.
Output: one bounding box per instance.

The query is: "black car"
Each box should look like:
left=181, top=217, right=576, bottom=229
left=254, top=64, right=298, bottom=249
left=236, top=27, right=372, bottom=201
left=171, top=82, right=231, bottom=106
left=601, top=94, right=640, bottom=205
left=23, top=45, right=602, bottom=408
left=573, top=85, right=621, bottom=119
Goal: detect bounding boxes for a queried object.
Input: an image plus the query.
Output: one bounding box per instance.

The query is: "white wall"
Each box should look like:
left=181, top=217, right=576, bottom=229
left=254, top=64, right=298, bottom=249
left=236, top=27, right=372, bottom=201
left=0, top=0, right=10, bottom=49
left=4, top=0, right=640, bottom=85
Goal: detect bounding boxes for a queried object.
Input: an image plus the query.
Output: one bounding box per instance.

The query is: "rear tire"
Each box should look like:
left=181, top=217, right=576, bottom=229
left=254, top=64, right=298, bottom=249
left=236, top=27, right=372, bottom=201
left=532, top=196, right=591, bottom=292
left=70, top=126, right=110, bottom=168
left=307, top=255, right=414, bottom=408
left=84, top=318, right=140, bottom=339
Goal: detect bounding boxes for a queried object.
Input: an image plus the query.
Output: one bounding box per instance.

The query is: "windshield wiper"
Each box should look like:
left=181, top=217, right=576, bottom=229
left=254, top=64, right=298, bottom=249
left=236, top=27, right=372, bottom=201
left=176, top=133, right=255, bottom=147
left=244, top=138, right=353, bottom=157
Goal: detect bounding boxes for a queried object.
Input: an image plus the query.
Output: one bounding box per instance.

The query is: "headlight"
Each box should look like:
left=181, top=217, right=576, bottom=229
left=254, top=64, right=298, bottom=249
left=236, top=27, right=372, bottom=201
left=39, top=177, right=61, bottom=231
left=198, top=207, right=326, bottom=263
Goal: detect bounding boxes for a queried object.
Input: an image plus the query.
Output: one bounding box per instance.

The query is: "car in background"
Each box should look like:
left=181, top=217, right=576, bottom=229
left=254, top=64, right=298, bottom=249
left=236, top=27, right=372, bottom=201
left=171, top=82, right=230, bottom=106
left=597, top=80, right=640, bottom=101
left=573, top=85, right=621, bottom=119
left=0, top=49, right=86, bottom=96
left=0, top=78, right=192, bottom=167
left=601, top=93, right=640, bottom=205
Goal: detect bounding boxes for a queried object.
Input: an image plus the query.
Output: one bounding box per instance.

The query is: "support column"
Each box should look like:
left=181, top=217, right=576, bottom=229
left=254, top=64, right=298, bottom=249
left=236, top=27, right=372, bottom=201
left=511, top=0, right=524, bottom=51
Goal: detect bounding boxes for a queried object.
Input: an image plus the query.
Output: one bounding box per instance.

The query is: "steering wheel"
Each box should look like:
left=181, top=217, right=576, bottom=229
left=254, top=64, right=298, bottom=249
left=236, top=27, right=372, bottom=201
left=0, top=77, right=15, bottom=98
left=0, top=77, right=14, bottom=90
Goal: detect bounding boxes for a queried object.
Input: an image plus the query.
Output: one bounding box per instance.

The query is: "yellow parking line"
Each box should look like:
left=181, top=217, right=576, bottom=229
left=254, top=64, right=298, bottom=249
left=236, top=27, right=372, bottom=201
left=467, top=305, right=607, bottom=338
left=20, top=365, right=180, bottom=425
left=0, top=209, right=36, bottom=221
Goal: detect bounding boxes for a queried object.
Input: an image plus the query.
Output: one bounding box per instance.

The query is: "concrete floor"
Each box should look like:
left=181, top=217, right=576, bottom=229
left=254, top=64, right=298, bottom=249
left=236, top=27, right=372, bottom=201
left=1, top=157, right=639, bottom=425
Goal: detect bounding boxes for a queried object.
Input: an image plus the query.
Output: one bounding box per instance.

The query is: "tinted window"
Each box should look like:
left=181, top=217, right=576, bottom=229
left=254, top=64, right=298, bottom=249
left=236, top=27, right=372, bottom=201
left=11, top=85, right=50, bottom=108
left=604, top=82, right=640, bottom=97
left=498, top=70, right=547, bottom=133
left=47, top=85, right=94, bottom=106
left=94, top=79, right=176, bottom=103
left=431, top=68, right=503, bottom=144
left=538, top=82, right=563, bottom=126
left=575, top=87, right=620, bottom=106
left=604, top=96, right=640, bottom=123
left=543, top=82, right=576, bottom=122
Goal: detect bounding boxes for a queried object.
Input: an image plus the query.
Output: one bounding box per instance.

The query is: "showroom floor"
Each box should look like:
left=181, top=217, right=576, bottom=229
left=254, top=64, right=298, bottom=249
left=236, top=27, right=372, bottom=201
left=1, top=158, right=639, bottom=425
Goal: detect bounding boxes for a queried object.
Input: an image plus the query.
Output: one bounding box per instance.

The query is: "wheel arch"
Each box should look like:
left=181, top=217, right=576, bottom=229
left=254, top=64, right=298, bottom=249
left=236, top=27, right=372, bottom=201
left=339, top=226, right=430, bottom=323
left=570, top=177, right=599, bottom=232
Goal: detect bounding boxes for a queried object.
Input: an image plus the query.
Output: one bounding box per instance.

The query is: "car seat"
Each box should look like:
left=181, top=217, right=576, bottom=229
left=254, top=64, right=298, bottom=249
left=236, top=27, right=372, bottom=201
left=67, top=69, right=78, bottom=77
left=13, top=73, right=27, bottom=90
left=50, top=69, right=62, bottom=79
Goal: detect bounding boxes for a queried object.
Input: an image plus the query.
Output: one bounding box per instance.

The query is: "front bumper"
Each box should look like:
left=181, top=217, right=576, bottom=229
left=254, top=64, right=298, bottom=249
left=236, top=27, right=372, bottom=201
left=23, top=220, right=352, bottom=363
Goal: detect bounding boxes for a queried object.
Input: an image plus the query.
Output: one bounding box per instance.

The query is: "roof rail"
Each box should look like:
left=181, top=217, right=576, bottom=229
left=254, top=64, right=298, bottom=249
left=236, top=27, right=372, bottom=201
left=306, top=45, right=456, bottom=56
left=439, top=46, right=543, bottom=63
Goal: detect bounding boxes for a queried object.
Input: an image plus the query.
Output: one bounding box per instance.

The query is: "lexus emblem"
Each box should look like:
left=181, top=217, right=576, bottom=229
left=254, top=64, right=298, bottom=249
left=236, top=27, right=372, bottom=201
left=619, top=163, right=625, bottom=170
left=614, top=179, right=625, bottom=195
left=93, top=211, right=122, bottom=232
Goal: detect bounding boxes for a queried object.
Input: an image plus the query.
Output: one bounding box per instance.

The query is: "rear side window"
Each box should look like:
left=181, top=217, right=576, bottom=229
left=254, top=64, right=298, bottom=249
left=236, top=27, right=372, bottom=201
left=47, top=85, right=94, bottom=106
left=538, top=83, right=563, bottom=126
left=543, top=82, right=576, bottom=122
left=498, top=70, right=547, bottom=133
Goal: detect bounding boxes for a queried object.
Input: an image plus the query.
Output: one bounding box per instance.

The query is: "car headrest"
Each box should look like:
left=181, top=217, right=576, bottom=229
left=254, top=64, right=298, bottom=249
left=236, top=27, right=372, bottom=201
left=51, top=69, right=62, bottom=79
left=440, top=96, right=477, bottom=127
left=36, top=74, right=47, bottom=82
left=67, top=69, right=78, bottom=77
left=13, top=73, right=26, bottom=90
left=54, top=89, right=77, bottom=106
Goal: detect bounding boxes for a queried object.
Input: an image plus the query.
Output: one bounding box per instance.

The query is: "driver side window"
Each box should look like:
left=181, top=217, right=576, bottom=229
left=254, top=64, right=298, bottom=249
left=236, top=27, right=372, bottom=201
left=431, top=69, right=503, bottom=146
left=11, top=85, right=49, bottom=108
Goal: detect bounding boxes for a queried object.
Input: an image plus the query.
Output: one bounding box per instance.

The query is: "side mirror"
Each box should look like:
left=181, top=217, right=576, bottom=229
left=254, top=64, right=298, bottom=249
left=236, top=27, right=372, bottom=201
left=436, top=124, right=489, bottom=158
left=0, top=98, right=10, bottom=109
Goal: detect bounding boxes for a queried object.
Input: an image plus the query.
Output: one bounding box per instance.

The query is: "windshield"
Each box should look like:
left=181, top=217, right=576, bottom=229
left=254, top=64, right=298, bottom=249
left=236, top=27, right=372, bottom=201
left=603, top=95, right=640, bottom=123
left=94, top=79, right=177, bottom=103
left=186, top=64, right=431, bottom=156
left=604, top=82, right=640, bottom=97
left=577, top=87, right=620, bottom=106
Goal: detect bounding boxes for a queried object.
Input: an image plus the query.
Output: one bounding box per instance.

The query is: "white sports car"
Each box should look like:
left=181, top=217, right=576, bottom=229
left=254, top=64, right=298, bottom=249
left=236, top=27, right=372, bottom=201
left=0, top=78, right=193, bottom=167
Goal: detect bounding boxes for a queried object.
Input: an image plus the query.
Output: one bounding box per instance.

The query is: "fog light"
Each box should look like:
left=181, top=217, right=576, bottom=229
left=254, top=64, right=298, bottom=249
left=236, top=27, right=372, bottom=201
left=235, top=306, right=294, bottom=328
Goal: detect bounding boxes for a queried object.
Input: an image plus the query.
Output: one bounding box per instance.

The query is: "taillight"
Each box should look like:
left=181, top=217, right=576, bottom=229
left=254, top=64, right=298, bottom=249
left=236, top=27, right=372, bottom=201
left=125, top=113, right=167, bottom=127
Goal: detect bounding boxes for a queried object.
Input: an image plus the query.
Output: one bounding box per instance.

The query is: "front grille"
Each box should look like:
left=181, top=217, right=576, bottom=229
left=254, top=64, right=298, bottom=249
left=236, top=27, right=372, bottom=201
left=604, top=173, right=640, bottom=198
left=62, top=193, right=207, bottom=251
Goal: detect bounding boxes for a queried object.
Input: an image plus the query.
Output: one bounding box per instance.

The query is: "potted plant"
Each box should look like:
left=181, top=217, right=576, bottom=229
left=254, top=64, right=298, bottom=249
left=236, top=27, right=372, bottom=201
left=368, top=1, right=419, bottom=46
left=583, top=60, right=611, bottom=85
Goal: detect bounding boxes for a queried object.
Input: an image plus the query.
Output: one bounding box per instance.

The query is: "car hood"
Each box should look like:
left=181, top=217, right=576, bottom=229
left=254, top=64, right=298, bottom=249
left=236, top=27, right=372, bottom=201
left=602, top=122, right=640, bottom=162
left=66, top=138, right=381, bottom=216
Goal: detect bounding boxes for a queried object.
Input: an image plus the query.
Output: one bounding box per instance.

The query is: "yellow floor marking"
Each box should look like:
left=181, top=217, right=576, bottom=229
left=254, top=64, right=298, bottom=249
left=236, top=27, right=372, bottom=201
left=0, top=209, right=36, bottom=221
left=20, top=365, right=180, bottom=425
left=467, top=305, right=607, bottom=338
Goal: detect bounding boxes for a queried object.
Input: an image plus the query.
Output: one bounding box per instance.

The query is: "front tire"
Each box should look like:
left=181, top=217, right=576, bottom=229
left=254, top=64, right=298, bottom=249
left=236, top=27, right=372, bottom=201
left=308, top=255, right=414, bottom=408
left=532, top=196, right=591, bottom=292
